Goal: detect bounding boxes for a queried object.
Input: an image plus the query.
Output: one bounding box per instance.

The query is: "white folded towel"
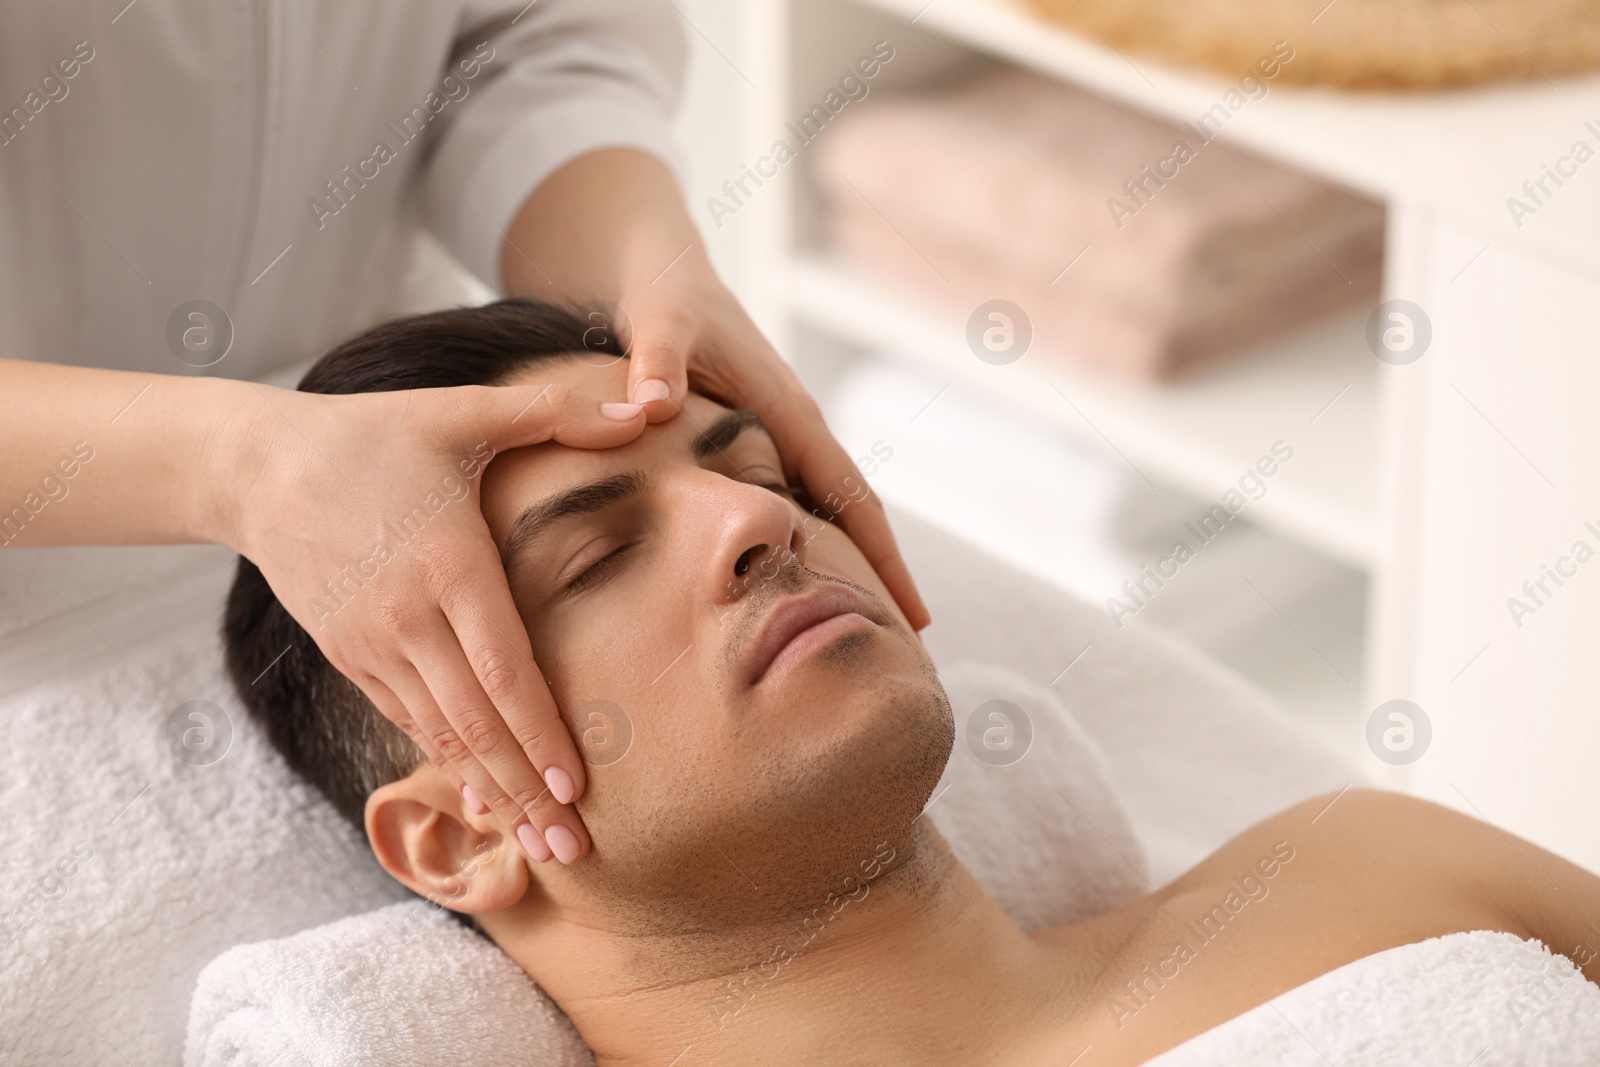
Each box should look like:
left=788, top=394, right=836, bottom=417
left=184, top=660, right=1149, bottom=1065
left=185, top=903, right=592, bottom=1067
left=1147, top=930, right=1600, bottom=1066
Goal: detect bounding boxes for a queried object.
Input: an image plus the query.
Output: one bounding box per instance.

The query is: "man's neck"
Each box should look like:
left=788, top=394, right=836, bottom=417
left=490, top=823, right=1092, bottom=1066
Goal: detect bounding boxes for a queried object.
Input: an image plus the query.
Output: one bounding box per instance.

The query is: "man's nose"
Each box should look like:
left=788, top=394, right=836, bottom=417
left=701, top=481, right=809, bottom=605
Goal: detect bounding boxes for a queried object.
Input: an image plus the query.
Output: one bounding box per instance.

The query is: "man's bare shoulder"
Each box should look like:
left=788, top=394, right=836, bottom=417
left=1160, top=787, right=1543, bottom=940
left=1033, top=789, right=1557, bottom=1065
left=1039, top=788, right=1495, bottom=956
left=1199, top=787, right=1495, bottom=882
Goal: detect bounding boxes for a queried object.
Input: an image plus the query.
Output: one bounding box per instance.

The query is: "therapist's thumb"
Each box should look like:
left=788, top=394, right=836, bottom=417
left=435, top=382, right=647, bottom=454
left=626, top=316, right=691, bottom=422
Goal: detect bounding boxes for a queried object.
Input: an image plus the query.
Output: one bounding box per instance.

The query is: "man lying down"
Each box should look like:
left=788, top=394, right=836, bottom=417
left=222, top=299, right=1600, bottom=1065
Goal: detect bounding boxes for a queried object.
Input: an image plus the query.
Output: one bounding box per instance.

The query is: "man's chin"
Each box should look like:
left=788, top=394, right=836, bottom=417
left=730, top=665, right=954, bottom=906
left=577, top=664, right=952, bottom=934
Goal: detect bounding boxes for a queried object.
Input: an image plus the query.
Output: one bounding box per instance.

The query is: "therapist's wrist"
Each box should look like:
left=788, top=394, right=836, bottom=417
left=194, top=377, right=275, bottom=552
left=501, top=147, right=703, bottom=304
left=613, top=227, right=714, bottom=297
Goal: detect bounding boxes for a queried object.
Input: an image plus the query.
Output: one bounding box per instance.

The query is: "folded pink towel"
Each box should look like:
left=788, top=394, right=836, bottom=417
left=812, top=68, right=1383, bottom=378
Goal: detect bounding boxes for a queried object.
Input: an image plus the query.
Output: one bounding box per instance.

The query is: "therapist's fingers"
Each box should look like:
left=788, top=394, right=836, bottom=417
left=357, top=673, right=466, bottom=803
left=392, top=622, right=590, bottom=866
left=436, top=543, right=591, bottom=848
left=441, top=381, right=648, bottom=454
left=623, top=308, right=692, bottom=422
left=354, top=668, right=565, bottom=861
left=626, top=296, right=938, bottom=628
left=691, top=314, right=932, bottom=631
left=398, top=384, right=620, bottom=858
left=391, top=382, right=635, bottom=817
left=352, top=595, right=587, bottom=865
left=617, top=277, right=931, bottom=630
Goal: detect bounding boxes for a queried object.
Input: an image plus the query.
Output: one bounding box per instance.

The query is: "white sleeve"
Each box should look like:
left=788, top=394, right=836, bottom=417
left=423, top=0, right=688, bottom=288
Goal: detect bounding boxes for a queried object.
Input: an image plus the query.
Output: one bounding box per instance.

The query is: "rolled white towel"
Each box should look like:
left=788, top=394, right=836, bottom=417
left=1147, top=930, right=1600, bottom=1066
left=184, top=901, right=592, bottom=1067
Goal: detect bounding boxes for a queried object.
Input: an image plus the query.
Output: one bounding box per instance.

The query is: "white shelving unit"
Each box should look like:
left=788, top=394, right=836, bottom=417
left=709, top=0, right=1600, bottom=869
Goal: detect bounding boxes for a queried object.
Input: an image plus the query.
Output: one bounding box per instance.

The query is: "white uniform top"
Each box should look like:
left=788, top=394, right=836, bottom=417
left=0, top=0, right=685, bottom=379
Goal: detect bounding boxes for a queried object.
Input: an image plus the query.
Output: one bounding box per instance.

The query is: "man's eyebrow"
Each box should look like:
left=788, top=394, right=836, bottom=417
left=502, top=470, right=650, bottom=572
left=693, top=408, right=773, bottom=461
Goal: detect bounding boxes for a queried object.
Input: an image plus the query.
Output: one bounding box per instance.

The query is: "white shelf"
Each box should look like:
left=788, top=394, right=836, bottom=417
left=789, top=254, right=1380, bottom=569
left=849, top=0, right=1600, bottom=269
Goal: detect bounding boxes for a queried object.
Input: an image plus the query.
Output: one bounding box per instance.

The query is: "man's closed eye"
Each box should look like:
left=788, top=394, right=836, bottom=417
left=565, top=540, right=634, bottom=593
left=559, top=476, right=802, bottom=596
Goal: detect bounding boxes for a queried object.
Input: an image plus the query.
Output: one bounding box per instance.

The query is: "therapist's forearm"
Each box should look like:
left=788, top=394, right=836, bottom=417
left=0, top=358, right=256, bottom=548
left=500, top=147, right=709, bottom=305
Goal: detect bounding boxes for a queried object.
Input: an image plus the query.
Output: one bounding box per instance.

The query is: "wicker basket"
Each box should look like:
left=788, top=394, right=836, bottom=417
left=1020, top=0, right=1600, bottom=90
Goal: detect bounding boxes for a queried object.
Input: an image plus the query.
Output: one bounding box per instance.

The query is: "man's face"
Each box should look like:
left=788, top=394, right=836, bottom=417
left=479, top=357, right=953, bottom=929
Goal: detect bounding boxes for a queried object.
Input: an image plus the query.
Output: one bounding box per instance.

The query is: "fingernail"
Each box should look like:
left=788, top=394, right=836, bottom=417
left=517, top=823, right=553, bottom=863
left=633, top=378, right=670, bottom=404
left=601, top=401, right=643, bottom=421
left=462, top=784, right=488, bottom=815
left=545, top=824, right=581, bottom=864
left=544, top=766, right=575, bottom=805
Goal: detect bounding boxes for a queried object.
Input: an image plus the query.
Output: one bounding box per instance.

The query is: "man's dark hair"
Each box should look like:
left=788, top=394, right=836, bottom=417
left=222, top=298, right=625, bottom=839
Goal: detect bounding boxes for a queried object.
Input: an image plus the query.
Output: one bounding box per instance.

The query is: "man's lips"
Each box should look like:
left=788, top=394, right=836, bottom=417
left=744, top=585, right=884, bottom=688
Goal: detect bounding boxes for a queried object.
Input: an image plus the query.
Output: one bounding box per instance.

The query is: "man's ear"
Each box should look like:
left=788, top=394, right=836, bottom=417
left=365, top=766, right=531, bottom=915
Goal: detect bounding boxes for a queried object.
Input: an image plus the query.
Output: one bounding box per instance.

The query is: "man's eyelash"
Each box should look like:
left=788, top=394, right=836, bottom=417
left=566, top=544, right=631, bottom=592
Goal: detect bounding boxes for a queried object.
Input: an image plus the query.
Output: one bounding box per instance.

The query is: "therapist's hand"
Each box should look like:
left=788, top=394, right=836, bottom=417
left=228, top=382, right=645, bottom=864
left=501, top=148, right=931, bottom=632
left=618, top=267, right=931, bottom=632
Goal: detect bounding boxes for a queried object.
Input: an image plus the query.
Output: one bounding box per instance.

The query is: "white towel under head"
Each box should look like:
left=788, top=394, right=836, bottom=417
left=187, top=902, right=591, bottom=1067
